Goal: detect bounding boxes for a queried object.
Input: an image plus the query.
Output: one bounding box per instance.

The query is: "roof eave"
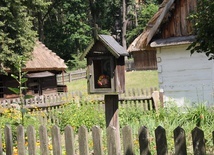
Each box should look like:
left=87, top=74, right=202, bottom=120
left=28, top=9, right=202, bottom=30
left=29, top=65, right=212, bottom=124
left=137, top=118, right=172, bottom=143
left=80, top=40, right=95, bottom=60
left=98, top=35, right=129, bottom=58
left=99, top=39, right=120, bottom=58
left=150, top=35, right=195, bottom=47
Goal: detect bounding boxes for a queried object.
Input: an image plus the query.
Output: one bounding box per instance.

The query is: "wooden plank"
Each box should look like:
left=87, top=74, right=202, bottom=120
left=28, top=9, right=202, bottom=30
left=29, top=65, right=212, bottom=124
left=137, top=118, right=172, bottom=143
left=17, top=125, right=25, bottom=155
left=51, top=125, right=62, bottom=155
left=213, top=131, right=214, bottom=146
left=168, top=11, right=176, bottom=37
left=105, top=95, right=121, bottom=154
left=122, top=126, right=135, bottom=155
left=174, top=0, right=181, bottom=36
left=92, top=126, right=104, bottom=155
left=152, top=91, right=159, bottom=110
left=180, top=0, right=187, bottom=35
left=186, top=0, right=193, bottom=34
left=27, top=126, right=36, bottom=155
left=0, top=129, right=2, bottom=155
left=192, top=127, right=206, bottom=155
left=64, top=125, right=75, bottom=155
left=155, top=126, right=168, bottom=155
left=78, top=126, right=89, bottom=155
left=163, top=22, right=171, bottom=38
left=173, top=126, right=187, bottom=155
left=39, top=125, right=49, bottom=155
left=147, top=0, right=175, bottom=45
left=4, top=125, right=13, bottom=155
left=107, top=126, right=118, bottom=155
left=190, top=0, right=197, bottom=13
left=138, top=126, right=151, bottom=155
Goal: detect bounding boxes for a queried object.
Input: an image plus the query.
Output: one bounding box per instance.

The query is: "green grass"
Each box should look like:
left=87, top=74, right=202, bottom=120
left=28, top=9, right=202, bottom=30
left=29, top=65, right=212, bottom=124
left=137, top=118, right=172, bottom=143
left=125, top=70, right=158, bottom=89
left=66, top=70, right=159, bottom=92
left=66, top=78, right=87, bottom=92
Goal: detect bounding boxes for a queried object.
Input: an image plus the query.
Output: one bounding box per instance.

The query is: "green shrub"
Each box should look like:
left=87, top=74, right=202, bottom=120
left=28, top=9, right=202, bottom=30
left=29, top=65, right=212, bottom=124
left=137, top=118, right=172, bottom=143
left=56, top=102, right=105, bottom=132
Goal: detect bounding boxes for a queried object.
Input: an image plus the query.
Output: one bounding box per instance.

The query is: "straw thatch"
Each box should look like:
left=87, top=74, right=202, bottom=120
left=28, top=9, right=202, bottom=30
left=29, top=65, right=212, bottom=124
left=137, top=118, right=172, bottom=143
left=128, top=0, right=174, bottom=52
left=128, top=0, right=197, bottom=52
left=24, top=41, right=67, bottom=72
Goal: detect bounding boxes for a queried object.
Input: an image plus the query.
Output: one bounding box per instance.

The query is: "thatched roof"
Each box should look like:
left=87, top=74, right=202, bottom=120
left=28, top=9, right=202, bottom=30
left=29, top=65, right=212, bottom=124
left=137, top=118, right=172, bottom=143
left=127, top=0, right=197, bottom=52
left=128, top=0, right=175, bottom=52
left=24, top=41, right=67, bottom=72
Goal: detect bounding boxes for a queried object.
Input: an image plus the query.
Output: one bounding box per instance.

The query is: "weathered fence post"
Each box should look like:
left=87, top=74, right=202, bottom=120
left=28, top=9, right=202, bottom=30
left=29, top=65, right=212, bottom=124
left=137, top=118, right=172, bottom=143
left=192, top=127, right=206, bottom=155
left=27, top=125, right=36, bottom=155
left=105, top=95, right=121, bottom=155
left=51, top=125, right=62, bottom=155
left=173, top=126, right=187, bottom=155
left=64, top=125, right=75, bottom=155
left=39, top=125, right=49, bottom=155
left=4, top=125, right=13, bottom=155
left=92, top=126, right=104, bottom=155
left=107, top=126, right=119, bottom=155
left=17, top=125, right=25, bottom=155
left=78, top=126, right=89, bottom=155
left=69, top=72, right=72, bottom=82
left=155, top=126, right=168, bottom=155
left=152, top=91, right=159, bottom=110
left=139, top=126, right=151, bottom=155
left=122, top=125, right=135, bottom=155
left=213, top=131, right=214, bottom=146
left=0, top=129, right=2, bottom=155
left=159, top=90, right=164, bottom=107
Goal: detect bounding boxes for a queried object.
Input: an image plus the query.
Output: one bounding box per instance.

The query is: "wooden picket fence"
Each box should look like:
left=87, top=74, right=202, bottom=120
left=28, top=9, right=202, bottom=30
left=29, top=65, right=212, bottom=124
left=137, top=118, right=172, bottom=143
left=57, top=69, right=86, bottom=84
left=1, top=125, right=213, bottom=155
left=0, top=87, right=161, bottom=111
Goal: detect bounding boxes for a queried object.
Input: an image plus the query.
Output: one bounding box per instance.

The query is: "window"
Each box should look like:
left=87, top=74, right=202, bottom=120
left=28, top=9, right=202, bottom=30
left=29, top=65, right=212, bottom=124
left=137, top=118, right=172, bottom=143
left=88, top=56, right=115, bottom=93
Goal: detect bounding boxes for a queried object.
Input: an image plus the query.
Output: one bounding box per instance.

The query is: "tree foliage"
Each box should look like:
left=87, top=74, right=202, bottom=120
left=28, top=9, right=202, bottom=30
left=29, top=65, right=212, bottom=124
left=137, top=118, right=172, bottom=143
left=126, top=3, right=158, bottom=45
left=0, top=0, right=161, bottom=70
left=0, top=0, right=36, bottom=69
left=188, top=0, right=214, bottom=60
left=43, top=0, right=91, bottom=63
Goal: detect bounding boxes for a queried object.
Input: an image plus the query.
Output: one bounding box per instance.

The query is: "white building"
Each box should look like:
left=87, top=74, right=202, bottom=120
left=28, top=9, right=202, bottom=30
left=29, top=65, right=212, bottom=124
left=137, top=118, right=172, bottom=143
left=128, top=0, right=214, bottom=106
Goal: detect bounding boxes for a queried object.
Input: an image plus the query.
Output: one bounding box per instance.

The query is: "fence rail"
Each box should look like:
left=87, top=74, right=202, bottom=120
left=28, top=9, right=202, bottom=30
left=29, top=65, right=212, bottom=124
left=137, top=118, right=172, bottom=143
left=1, top=125, right=213, bottom=155
left=57, top=69, right=86, bottom=84
left=0, top=87, right=160, bottom=111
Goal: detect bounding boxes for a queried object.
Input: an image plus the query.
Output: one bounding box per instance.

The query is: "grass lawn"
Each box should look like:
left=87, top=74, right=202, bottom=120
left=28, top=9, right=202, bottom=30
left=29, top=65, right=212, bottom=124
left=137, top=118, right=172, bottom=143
left=66, top=70, right=159, bottom=92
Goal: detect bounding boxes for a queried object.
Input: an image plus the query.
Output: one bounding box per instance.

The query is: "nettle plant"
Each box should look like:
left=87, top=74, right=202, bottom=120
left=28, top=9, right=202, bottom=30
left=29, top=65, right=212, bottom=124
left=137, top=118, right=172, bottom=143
left=8, top=56, right=32, bottom=125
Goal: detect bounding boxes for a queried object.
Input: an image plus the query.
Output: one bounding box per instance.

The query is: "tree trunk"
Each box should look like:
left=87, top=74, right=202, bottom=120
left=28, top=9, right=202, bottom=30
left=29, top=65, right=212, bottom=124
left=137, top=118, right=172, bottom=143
left=122, top=0, right=128, bottom=49
left=134, top=4, right=138, bottom=27
left=38, top=11, right=44, bottom=42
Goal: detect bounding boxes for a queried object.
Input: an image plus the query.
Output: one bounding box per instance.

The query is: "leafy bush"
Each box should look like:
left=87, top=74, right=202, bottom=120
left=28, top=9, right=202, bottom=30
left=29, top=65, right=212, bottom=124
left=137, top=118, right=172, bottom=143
left=66, top=53, right=86, bottom=71
left=1, top=99, right=213, bottom=153
left=119, top=103, right=214, bottom=154
left=55, top=102, right=105, bottom=132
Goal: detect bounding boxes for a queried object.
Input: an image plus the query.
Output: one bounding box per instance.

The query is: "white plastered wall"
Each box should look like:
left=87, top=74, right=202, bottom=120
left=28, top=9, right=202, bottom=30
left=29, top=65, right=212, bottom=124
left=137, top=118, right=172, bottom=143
left=156, top=44, right=214, bottom=106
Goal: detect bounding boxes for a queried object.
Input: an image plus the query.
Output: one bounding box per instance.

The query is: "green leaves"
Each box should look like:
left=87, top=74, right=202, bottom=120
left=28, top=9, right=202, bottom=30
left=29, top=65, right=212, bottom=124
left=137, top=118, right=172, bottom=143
left=20, top=78, right=28, bottom=84
left=127, top=3, right=158, bottom=45
left=24, top=95, right=33, bottom=99
left=8, top=87, right=20, bottom=94
left=188, top=0, right=214, bottom=59
left=0, top=0, right=36, bottom=70
left=8, top=55, right=30, bottom=125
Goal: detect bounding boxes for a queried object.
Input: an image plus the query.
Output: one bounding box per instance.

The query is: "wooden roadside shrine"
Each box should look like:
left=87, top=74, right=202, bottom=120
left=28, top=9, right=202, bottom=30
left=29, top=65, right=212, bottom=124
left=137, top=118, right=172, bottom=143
left=81, top=34, right=129, bottom=154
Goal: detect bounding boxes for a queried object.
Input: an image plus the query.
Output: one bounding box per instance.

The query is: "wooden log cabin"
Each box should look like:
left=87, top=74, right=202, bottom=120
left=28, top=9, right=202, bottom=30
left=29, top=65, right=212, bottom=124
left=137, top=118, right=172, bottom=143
left=0, top=41, right=67, bottom=99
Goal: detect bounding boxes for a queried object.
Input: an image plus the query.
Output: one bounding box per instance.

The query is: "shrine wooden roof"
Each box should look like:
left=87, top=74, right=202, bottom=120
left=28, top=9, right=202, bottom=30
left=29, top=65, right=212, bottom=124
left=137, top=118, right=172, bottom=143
left=81, top=34, right=128, bottom=60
